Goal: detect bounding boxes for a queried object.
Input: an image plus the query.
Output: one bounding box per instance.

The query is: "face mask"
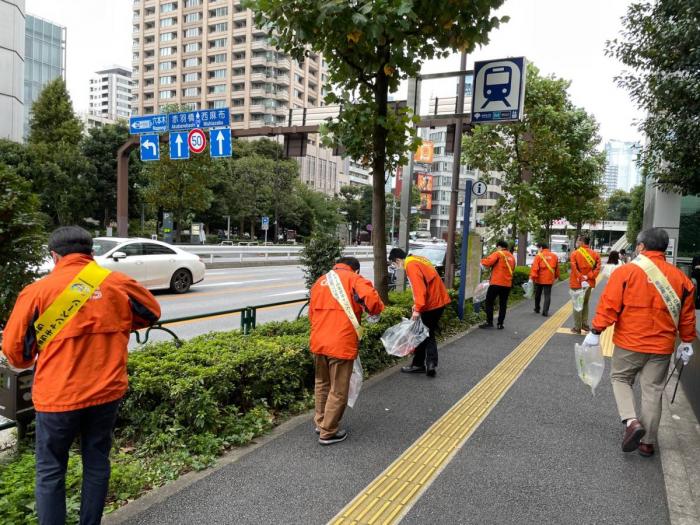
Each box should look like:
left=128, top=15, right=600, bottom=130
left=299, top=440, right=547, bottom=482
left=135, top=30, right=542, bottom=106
left=390, top=262, right=398, bottom=270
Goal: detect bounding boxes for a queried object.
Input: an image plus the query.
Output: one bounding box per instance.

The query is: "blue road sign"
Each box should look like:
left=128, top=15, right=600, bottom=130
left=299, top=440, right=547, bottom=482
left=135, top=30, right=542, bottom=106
left=140, top=134, right=160, bottom=161
left=129, top=114, right=168, bottom=134
left=471, top=57, right=526, bottom=124
left=210, top=128, right=232, bottom=158
left=169, top=109, right=230, bottom=131
left=261, top=216, right=270, bottom=230
left=169, top=132, right=190, bottom=160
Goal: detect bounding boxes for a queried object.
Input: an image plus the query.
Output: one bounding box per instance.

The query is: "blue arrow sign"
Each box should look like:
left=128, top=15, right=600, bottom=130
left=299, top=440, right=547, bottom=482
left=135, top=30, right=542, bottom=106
left=210, top=127, right=232, bottom=158
left=129, top=114, right=168, bottom=134
left=169, top=132, right=189, bottom=160
left=140, top=134, right=160, bottom=161
left=169, top=109, right=230, bottom=131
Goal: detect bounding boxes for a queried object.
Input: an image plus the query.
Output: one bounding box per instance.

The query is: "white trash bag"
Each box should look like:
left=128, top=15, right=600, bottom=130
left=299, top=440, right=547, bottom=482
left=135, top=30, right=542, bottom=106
left=575, top=343, right=605, bottom=395
left=380, top=318, right=430, bottom=357
left=522, top=280, right=534, bottom=299
left=347, top=357, right=363, bottom=408
left=569, top=288, right=586, bottom=312
left=473, top=280, right=490, bottom=304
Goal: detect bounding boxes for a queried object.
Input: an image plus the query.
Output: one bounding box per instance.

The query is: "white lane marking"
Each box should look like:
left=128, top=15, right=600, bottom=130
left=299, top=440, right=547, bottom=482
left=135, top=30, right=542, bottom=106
left=192, top=278, right=285, bottom=289
left=268, top=289, right=308, bottom=297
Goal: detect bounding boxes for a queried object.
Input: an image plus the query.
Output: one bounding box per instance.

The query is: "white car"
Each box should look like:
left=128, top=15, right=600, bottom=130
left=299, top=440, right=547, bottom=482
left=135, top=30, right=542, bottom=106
left=90, top=238, right=205, bottom=293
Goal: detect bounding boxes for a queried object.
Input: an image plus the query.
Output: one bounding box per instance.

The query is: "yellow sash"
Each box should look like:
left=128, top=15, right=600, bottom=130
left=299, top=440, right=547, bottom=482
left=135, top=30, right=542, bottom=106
left=497, top=251, right=514, bottom=275
left=538, top=252, right=555, bottom=275
left=326, top=270, right=363, bottom=339
left=405, top=255, right=434, bottom=268
left=34, top=261, right=112, bottom=350
left=577, top=247, right=596, bottom=269
left=632, top=254, right=681, bottom=327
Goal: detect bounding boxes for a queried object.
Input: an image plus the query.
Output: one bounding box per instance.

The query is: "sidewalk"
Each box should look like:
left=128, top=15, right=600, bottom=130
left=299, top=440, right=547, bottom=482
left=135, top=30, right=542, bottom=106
left=105, top=282, right=694, bottom=525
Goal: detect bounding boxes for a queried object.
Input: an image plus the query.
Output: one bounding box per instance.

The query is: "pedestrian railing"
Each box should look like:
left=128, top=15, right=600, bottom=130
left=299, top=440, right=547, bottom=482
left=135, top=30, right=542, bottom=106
left=179, top=245, right=374, bottom=265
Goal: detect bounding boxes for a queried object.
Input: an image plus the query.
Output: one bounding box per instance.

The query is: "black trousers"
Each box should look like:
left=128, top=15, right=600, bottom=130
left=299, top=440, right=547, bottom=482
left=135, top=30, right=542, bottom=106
left=534, top=283, right=552, bottom=314
left=484, top=284, right=511, bottom=326
left=411, top=307, right=444, bottom=368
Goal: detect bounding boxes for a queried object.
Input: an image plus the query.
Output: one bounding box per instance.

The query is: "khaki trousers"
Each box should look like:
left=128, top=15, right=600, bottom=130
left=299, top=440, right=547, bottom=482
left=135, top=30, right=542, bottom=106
left=314, top=355, right=354, bottom=440
left=610, top=347, right=671, bottom=445
left=572, top=287, right=592, bottom=330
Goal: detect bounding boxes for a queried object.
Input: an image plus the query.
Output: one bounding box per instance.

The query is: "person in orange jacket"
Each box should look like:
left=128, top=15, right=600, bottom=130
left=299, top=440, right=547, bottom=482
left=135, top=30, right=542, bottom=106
left=528, top=241, right=560, bottom=317
left=585, top=228, right=696, bottom=457
left=569, top=235, right=602, bottom=334
left=309, top=257, right=384, bottom=445
left=388, top=248, right=451, bottom=377
left=2, top=226, right=161, bottom=525
left=479, top=240, right=516, bottom=329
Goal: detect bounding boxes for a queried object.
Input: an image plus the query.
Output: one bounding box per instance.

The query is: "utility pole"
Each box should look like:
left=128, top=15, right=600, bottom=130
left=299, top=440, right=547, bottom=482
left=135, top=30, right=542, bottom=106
left=444, top=51, right=468, bottom=289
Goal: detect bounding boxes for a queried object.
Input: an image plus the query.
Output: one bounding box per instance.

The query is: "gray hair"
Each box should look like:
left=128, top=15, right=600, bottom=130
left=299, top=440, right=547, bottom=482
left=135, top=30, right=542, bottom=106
left=636, top=227, right=669, bottom=252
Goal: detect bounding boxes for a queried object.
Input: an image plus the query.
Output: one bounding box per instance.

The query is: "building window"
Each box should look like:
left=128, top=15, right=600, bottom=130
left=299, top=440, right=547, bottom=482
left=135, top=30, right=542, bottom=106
left=159, top=61, right=174, bottom=71
left=208, top=7, right=228, bottom=17
left=184, top=27, right=201, bottom=37
left=160, top=17, right=177, bottom=27
left=160, top=32, right=176, bottom=42
left=209, top=22, right=228, bottom=33
left=184, top=42, right=201, bottom=53
left=183, top=72, right=199, bottom=82
left=159, top=75, right=174, bottom=84
left=184, top=12, right=201, bottom=23
left=209, top=53, right=227, bottom=64
left=160, top=3, right=177, bottom=13
left=184, top=0, right=201, bottom=6
left=183, top=87, right=200, bottom=97
left=209, top=38, right=227, bottom=49
left=211, top=100, right=227, bottom=109
left=159, top=90, right=174, bottom=99
left=183, top=57, right=200, bottom=67
left=208, top=84, right=226, bottom=94
left=232, top=98, right=244, bottom=107
left=232, top=83, right=245, bottom=92
left=160, top=47, right=174, bottom=57
left=232, top=113, right=244, bottom=122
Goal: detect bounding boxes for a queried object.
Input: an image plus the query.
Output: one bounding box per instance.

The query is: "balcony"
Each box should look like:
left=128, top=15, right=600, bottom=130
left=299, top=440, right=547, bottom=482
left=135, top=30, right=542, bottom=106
left=250, top=55, right=267, bottom=67
left=251, top=39, right=270, bottom=51
left=274, top=90, right=289, bottom=101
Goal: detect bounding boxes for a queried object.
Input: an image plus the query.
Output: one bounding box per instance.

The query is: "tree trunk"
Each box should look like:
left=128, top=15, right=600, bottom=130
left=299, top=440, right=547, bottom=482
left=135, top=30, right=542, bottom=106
left=545, top=221, right=552, bottom=245
left=372, top=67, right=390, bottom=303
left=250, top=217, right=255, bottom=240
left=239, top=217, right=245, bottom=238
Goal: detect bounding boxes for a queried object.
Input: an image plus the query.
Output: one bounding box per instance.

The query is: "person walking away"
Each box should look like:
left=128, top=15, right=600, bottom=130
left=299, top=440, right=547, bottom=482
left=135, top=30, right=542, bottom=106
left=388, top=248, right=451, bottom=377
left=479, top=240, right=516, bottom=329
left=569, top=235, right=602, bottom=334
left=602, top=250, right=622, bottom=279
left=309, top=257, right=384, bottom=445
left=619, top=248, right=629, bottom=264
left=584, top=228, right=696, bottom=456
left=528, top=242, right=560, bottom=317
left=2, top=226, right=161, bottom=525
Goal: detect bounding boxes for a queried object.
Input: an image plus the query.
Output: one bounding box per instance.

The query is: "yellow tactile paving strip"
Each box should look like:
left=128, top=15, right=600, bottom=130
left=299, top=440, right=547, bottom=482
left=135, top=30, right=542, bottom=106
left=328, top=302, right=572, bottom=525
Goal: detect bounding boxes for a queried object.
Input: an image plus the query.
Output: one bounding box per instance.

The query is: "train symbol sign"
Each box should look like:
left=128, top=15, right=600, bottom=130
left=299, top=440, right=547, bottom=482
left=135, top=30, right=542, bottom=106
left=188, top=128, right=207, bottom=154
left=472, top=57, right=526, bottom=124
left=472, top=181, right=487, bottom=197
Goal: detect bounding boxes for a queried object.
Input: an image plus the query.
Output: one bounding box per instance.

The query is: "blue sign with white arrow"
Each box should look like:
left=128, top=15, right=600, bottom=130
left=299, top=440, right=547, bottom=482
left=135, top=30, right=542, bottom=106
left=140, top=134, right=160, bottom=161
left=169, top=109, right=230, bottom=131
left=169, top=132, right=189, bottom=160
left=210, top=128, right=232, bottom=158
left=129, top=114, right=168, bottom=134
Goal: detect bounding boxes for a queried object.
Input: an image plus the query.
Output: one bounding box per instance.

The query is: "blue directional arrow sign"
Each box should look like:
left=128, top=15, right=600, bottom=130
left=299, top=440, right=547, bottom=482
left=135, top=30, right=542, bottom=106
left=169, top=108, right=230, bottom=131
left=129, top=114, right=168, bottom=134
left=139, top=134, right=160, bottom=161
left=169, top=132, right=189, bottom=160
left=210, top=128, right=232, bottom=158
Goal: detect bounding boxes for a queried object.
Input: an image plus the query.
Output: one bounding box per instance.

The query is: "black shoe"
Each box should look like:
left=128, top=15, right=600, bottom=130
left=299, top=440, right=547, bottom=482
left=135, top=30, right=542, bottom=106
left=542, top=312, right=549, bottom=317
left=479, top=323, right=494, bottom=329
left=426, top=363, right=436, bottom=377
left=319, top=429, right=347, bottom=446
left=497, top=324, right=504, bottom=330
left=401, top=365, right=426, bottom=374
left=534, top=309, right=540, bottom=314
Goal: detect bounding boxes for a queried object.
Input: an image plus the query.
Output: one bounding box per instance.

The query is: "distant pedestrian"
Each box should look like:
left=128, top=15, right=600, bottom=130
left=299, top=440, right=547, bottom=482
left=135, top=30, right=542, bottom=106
left=2, top=226, right=161, bottom=525
left=602, top=250, right=623, bottom=279
left=585, top=228, right=696, bottom=456
left=309, top=257, right=384, bottom=445
left=569, top=235, right=602, bottom=334
left=479, top=240, right=516, bottom=329
left=619, top=248, right=629, bottom=263
left=528, top=242, right=560, bottom=317
left=388, top=248, right=451, bottom=377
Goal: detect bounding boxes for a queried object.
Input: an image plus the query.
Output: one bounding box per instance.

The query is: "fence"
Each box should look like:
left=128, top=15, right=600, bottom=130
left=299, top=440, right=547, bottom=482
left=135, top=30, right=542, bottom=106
left=178, top=245, right=375, bottom=265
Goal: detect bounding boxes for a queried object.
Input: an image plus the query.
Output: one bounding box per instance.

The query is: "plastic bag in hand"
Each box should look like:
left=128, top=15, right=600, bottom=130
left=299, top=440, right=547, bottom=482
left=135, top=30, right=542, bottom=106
left=347, top=357, right=363, bottom=408
left=522, top=280, right=534, bottom=299
left=473, top=280, right=490, bottom=304
left=380, top=318, right=430, bottom=357
left=569, top=288, right=586, bottom=312
left=575, top=343, right=605, bottom=395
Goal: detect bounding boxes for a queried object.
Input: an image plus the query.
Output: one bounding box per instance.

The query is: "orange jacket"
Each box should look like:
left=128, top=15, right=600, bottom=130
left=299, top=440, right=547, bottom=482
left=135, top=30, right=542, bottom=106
left=569, top=245, right=601, bottom=289
left=481, top=249, right=516, bottom=288
left=309, top=264, right=384, bottom=360
left=529, top=249, right=560, bottom=285
left=405, top=256, right=451, bottom=313
left=2, top=254, right=161, bottom=412
left=592, top=251, right=697, bottom=355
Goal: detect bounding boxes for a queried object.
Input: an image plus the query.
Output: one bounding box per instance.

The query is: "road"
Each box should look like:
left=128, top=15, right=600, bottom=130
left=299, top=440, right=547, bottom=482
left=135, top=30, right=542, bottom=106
left=130, top=262, right=376, bottom=347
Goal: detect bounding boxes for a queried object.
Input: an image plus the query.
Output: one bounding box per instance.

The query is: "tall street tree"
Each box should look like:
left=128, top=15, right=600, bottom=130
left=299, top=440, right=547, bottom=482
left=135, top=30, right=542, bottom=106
left=246, top=0, right=508, bottom=300
left=607, top=1, right=700, bottom=194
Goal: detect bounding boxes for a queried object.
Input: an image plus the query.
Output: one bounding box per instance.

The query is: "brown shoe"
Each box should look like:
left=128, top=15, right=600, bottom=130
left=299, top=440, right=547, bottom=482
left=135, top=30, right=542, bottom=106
left=638, top=443, right=655, bottom=457
left=570, top=327, right=581, bottom=335
left=622, top=419, right=646, bottom=452
left=582, top=324, right=591, bottom=332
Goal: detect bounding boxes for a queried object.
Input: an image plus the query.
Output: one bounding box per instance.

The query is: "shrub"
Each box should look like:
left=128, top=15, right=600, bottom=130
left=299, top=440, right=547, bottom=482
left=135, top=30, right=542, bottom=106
left=299, top=231, right=342, bottom=289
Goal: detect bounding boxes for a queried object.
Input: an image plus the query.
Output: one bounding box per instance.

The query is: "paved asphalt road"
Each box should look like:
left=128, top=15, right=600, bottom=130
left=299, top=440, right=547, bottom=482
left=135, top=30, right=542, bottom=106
left=130, top=262, right=376, bottom=347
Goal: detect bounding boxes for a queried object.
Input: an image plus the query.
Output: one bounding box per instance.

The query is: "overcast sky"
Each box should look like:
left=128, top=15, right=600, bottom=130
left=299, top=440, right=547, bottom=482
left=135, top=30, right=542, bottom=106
left=26, top=0, right=643, bottom=143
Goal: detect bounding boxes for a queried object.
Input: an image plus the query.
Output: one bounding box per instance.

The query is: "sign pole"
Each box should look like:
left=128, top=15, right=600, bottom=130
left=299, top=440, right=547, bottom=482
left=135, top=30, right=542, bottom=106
left=457, top=179, right=473, bottom=320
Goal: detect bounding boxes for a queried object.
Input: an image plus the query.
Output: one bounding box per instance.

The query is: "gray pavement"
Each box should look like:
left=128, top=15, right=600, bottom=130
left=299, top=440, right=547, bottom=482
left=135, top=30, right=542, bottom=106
left=110, top=282, right=672, bottom=525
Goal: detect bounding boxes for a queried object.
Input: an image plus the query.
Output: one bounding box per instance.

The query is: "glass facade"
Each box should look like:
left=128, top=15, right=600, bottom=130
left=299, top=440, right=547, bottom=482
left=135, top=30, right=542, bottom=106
left=604, top=140, right=641, bottom=193
left=678, top=195, right=700, bottom=260
left=24, top=15, right=66, bottom=138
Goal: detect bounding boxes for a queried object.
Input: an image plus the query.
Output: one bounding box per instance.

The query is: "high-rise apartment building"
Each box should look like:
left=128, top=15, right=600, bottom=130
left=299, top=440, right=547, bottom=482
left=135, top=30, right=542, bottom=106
left=603, top=164, right=619, bottom=198
left=604, top=139, right=641, bottom=194
left=0, top=0, right=25, bottom=142
left=89, top=66, right=133, bottom=122
left=24, top=14, right=66, bottom=138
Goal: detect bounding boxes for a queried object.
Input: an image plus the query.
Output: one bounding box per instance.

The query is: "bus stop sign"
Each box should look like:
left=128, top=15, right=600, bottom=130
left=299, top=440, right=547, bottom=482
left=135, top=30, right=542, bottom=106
left=471, top=57, right=526, bottom=124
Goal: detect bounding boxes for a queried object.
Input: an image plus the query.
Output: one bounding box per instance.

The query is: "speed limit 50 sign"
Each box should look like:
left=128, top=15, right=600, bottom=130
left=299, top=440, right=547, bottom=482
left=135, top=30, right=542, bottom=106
left=188, top=128, right=207, bottom=154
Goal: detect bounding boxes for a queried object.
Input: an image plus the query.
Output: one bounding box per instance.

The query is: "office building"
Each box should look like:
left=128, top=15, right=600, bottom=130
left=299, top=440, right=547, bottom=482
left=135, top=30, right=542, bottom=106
left=343, top=158, right=372, bottom=187
left=603, top=164, right=619, bottom=198
left=605, top=139, right=641, bottom=193
left=24, top=14, right=66, bottom=138
left=0, top=0, right=25, bottom=142
left=89, top=66, right=133, bottom=122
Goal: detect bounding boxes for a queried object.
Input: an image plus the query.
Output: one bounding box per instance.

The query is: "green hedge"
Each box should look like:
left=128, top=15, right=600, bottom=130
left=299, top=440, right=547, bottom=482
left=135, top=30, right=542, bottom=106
left=0, top=289, right=482, bottom=524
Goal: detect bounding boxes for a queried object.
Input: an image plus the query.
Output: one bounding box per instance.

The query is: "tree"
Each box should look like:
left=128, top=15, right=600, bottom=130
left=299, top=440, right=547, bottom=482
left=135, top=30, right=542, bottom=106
left=607, top=1, right=700, bottom=195
left=606, top=189, right=632, bottom=221
left=627, top=184, right=645, bottom=247
left=299, top=230, right=342, bottom=290
left=0, top=164, right=45, bottom=327
left=247, top=0, right=508, bottom=300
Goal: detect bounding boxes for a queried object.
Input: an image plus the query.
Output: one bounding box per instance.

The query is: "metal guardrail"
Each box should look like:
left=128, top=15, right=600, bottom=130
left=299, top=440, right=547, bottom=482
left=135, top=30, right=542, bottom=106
left=178, top=245, right=374, bottom=265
